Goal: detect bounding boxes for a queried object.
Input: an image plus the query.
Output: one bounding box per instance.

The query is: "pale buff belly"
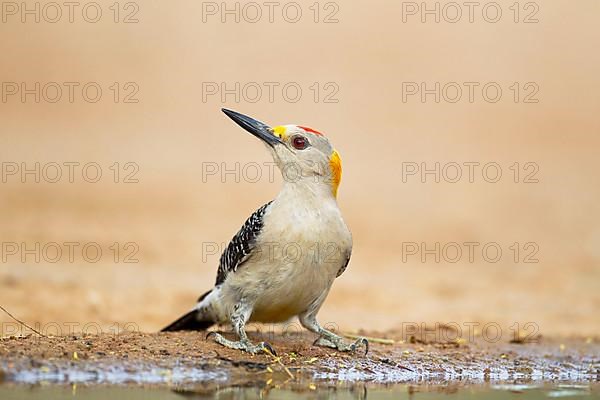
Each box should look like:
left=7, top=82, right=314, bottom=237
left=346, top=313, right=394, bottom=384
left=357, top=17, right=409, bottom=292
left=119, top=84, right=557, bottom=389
left=249, top=280, right=331, bottom=323
left=223, top=256, right=336, bottom=323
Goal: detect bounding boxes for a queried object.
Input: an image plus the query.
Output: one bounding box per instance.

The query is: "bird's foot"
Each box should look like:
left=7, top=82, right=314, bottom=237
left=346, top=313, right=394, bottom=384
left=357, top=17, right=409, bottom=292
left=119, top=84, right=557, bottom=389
left=207, top=331, right=277, bottom=356
left=314, top=335, right=369, bottom=355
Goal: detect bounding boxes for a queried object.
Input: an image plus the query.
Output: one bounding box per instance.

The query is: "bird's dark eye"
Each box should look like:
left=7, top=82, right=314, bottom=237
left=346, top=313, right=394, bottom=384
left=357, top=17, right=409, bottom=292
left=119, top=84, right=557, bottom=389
left=292, top=135, right=308, bottom=150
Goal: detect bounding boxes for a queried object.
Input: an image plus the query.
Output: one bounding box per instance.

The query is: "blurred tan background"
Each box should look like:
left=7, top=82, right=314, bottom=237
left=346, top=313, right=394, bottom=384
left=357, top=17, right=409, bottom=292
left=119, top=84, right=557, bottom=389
left=0, top=0, right=599, bottom=337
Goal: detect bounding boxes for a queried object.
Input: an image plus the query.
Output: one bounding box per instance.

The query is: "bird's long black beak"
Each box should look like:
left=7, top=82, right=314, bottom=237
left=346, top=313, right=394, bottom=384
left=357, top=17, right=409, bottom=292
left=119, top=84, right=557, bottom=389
left=222, top=108, right=282, bottom=147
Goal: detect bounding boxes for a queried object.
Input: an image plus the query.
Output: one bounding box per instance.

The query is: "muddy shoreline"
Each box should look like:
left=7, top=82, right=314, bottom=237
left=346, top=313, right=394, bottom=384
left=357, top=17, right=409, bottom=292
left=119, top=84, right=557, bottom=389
left=1, top=329, right=598, bottom=387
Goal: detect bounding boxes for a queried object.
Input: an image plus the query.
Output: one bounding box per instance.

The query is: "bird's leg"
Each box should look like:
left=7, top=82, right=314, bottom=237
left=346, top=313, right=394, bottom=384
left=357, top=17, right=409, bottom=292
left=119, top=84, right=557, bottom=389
left=299, top=313, right=369, bottom=354
left=207, top=302, right=277, bottom=355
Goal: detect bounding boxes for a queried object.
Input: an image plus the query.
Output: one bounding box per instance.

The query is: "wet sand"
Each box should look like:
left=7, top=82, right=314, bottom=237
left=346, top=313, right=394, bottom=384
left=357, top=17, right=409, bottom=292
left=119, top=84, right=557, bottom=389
left=1, top=328, right=598, bottom=387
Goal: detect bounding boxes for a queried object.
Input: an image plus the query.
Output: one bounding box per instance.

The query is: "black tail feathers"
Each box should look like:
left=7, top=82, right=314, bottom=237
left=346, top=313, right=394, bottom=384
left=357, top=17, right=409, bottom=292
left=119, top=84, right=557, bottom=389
left=161, top=309, right=214, bottom=332
left=161, top=289, right=214, bottom=332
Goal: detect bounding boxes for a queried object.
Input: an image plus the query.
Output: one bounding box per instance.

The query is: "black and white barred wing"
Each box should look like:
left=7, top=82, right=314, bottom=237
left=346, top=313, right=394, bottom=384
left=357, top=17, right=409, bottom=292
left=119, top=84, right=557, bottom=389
left=215, top=201, right=272, bottom=285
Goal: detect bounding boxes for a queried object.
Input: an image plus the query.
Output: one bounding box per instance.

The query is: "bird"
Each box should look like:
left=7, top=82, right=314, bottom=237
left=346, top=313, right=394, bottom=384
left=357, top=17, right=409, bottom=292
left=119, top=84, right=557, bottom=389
left=161, top=108, right=367, bottom=355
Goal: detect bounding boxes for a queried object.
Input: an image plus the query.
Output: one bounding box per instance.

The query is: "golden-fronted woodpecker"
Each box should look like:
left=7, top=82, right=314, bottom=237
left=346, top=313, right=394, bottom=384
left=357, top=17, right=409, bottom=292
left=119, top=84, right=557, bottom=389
left=162, top=109, right=367, bottom=355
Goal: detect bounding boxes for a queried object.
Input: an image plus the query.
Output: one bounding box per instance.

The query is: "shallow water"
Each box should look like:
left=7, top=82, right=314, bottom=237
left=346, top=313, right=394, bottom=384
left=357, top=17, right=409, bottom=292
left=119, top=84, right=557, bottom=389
left=1, top=383, right=599, bottom=400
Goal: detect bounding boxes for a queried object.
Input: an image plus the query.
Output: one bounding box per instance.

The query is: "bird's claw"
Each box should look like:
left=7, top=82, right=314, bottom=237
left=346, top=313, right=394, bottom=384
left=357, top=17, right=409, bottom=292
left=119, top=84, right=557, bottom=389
left=206, top=331, right=277, bottom=355
left=260, top=341, right=278, bottom=357
left=205, top=331, right=218, bottom=340
left=314, top=335, right=369, bottom=355
left=348, top=337, right=369, bottom=355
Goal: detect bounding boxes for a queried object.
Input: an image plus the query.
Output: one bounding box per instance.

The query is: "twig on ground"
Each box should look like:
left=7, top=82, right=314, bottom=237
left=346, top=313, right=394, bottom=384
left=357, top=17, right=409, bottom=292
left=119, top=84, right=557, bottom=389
left=0, top=305, right=46, bottom=338
left=343, top=332, right=395, bottom=345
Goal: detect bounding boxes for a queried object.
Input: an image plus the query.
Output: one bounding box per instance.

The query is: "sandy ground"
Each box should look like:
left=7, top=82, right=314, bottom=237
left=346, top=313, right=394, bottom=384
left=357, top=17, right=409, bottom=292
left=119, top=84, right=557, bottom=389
left=1, top=327, right=599, bottom=388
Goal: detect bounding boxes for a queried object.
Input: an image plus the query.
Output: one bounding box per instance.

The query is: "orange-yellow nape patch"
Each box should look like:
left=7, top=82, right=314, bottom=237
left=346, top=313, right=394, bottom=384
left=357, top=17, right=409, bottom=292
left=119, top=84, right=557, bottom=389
left=329, top=150, right=342, bottom=197
left=272, top=125, right=287, bottom=140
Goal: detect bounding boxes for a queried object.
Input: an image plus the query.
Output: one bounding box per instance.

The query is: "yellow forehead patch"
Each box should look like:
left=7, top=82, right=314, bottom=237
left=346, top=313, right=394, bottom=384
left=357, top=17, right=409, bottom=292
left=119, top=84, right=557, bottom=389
left=329, top=150, right=342, bottom=198
left=272, top=125, right=287, bottom=140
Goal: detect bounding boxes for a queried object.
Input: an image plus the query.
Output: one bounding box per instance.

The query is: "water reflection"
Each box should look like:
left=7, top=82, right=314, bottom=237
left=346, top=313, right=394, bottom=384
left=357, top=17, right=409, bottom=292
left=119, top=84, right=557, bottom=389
left=1, top=383, right=598, bottom=400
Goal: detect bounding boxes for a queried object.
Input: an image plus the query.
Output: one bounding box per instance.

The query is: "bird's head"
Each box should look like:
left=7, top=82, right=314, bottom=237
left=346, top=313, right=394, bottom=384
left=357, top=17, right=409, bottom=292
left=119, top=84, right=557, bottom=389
left=222, top=109, right=342, bottom=198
